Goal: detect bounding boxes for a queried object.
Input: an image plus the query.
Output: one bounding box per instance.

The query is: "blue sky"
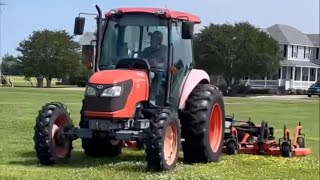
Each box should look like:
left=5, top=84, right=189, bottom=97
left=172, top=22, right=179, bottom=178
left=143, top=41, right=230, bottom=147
left=0, top=0, right=319, bottom=57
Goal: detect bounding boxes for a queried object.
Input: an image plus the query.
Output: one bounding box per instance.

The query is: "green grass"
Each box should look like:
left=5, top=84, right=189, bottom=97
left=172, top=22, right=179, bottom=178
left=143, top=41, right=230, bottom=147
left=0, top=87, right=319, bottom=180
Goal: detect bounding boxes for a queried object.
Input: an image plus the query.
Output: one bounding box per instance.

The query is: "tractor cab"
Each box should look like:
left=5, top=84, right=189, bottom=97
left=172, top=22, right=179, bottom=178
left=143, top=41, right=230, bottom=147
left=74, top=7, right=200, bottom=107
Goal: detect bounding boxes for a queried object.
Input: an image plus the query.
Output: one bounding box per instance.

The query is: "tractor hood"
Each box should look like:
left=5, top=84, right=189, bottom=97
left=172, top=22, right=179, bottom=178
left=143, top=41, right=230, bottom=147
left=89, top=69, right=148, bottom=85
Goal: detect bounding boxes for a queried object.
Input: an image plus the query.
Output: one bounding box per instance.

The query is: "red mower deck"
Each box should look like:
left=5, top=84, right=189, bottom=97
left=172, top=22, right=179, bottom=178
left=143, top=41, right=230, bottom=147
left=223, top=115, right=311, bottom=157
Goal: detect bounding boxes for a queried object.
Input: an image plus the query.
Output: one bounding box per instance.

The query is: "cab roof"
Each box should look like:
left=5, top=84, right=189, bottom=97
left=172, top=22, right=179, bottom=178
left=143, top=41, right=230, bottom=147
left=105, top=7, right=201, bottom=24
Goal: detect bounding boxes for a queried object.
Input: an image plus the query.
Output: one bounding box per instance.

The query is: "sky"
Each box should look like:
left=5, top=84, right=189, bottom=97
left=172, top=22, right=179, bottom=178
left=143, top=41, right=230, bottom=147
left=0, top=0, right=319, bottom=57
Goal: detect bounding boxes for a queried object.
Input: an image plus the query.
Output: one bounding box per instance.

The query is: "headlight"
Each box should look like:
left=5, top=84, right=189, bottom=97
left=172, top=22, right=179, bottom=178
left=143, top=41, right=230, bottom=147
left=85, top=86, right=96, bottom=96
left=101, top=86, right=122, bottom=97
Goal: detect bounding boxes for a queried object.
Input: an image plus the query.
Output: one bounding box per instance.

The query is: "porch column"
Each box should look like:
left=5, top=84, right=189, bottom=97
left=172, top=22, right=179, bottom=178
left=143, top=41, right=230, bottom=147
left=308, top=67, right=310, bottom=82
left=279, top=67, right=283, bottom=86
left=300, top=67, right=303, bottom=81
left=264, top=76, right=267, bottom=88
left=316, top=68, right=318, bottom=81
left=292, top=67, right=296, bottom=89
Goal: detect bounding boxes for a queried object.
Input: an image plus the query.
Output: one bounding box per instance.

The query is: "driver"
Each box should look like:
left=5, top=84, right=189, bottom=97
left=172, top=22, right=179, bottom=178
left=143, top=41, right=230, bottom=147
left=140, top=31, right=167, bottom=105
left=140, top=30, right=167, bottom=68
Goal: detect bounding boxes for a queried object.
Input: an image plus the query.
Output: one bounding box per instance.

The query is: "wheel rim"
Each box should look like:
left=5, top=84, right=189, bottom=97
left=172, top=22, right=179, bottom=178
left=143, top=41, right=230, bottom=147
left=209, top=103, right=223, bottom=152
left=51, top=115, right=69, bottom=158
left=163, top=122, right=178, bottom=166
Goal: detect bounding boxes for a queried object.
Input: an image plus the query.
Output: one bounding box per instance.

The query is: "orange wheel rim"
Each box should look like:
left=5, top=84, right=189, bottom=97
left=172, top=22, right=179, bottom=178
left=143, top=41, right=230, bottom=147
left=209, top=103, right=222, bottom=152
left=163, top=122, right=178, bottom=165
left=51, top=115, right=68, bottom=158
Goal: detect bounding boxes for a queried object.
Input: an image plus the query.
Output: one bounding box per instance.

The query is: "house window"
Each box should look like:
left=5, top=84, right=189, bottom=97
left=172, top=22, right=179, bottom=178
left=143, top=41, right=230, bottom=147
left=310, top=68, right=316, bottom=81
left=295, top=67, right=301, bottom=80
left=302, top=67, right=308, bottom=81
left=292, top=45, right=298, bottom=58
left=316, top=48, right=319, bottom=59
left=304, top=47, right=310, bottom=59
left=282, top=67, right=287, bottom=79
left=283, top=45, right=287, bottom=58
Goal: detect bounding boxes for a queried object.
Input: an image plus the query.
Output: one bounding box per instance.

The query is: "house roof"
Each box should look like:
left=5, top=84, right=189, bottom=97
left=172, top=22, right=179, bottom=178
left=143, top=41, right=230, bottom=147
left=79, top=32, right=95, bottom=45
left=307, top=34, right=320, bottom=47
left=266, top=24, right=313, bottom=46
left=281, top=60, right=320, bottom=68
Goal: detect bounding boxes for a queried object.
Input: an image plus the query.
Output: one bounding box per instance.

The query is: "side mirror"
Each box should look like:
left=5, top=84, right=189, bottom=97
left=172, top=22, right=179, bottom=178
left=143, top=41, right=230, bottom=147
left=81, top=45, right=94, bottom=69
left=182, top=21, right=194, bottom=39
left=74, top=17, right=85, bottom=35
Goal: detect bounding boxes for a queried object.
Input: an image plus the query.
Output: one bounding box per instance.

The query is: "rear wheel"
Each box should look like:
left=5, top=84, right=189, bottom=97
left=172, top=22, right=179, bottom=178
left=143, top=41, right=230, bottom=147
left=307, top=94, right=311, bottom=97
left=33, top=102, right=73, bottom=165
left=181, top=84, right=225, bottom=163
left=79, top=106, right=122, bottom=157
left=145, top=109, right=180, bottom=171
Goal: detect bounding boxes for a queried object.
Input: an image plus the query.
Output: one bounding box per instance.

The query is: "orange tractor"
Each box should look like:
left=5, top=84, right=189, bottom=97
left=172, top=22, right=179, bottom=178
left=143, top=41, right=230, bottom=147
left=33, top=5, right=225, bottom=171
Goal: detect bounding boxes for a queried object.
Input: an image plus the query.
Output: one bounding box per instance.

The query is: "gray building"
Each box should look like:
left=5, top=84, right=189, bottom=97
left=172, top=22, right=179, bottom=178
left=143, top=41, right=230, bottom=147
left=243, top=24, right=319, bottom=90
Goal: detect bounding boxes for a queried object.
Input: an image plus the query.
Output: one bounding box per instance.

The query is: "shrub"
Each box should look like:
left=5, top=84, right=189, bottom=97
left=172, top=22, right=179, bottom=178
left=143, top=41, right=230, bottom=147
left=69, top=65, right=92, bottom=87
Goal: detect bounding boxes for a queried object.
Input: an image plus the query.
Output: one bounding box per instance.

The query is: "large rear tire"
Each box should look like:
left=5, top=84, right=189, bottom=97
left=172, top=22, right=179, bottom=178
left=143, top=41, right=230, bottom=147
left=33, top=102, right=73, bottom=165
left=145, top=109, right=181, bottom=171
left=181, top=84, right=225, bottom=163
left=79, top=107, right=122, bottom=157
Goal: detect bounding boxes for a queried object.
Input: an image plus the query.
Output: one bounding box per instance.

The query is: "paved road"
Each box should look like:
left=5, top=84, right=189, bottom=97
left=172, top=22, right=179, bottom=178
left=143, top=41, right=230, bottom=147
left=248, top=95, right=318, bottom=100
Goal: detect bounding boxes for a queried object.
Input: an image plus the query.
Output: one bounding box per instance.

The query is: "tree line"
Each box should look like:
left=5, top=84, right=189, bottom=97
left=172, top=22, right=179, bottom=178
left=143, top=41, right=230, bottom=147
left=1, top=22, right=280, bottom=88
left=1, top=29, right=90, bottom=87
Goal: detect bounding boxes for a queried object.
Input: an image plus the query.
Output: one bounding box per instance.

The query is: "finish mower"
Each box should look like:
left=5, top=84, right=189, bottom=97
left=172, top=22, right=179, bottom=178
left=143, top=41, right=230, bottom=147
left=223, top=115, right=311, bottom=157
left=33, top=5, right=226, bottom=171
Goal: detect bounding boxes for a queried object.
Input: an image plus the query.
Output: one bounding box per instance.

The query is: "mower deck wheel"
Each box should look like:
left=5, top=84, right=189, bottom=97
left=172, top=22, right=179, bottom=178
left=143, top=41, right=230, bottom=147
left=226, top=140, right=238, bottom=155
left=297, top=137, right=305, bottom=148
left=281, top=141, right=292, bottom=157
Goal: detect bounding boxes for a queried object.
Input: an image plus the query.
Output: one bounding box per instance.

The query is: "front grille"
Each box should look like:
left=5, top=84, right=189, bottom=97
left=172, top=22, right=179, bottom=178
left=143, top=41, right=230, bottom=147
left=83, top=80, right=133, bottom=112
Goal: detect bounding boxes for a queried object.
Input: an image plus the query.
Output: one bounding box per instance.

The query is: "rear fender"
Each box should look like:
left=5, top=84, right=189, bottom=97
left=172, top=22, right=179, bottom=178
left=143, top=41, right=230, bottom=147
left=178, top=69, right=210, bottom=109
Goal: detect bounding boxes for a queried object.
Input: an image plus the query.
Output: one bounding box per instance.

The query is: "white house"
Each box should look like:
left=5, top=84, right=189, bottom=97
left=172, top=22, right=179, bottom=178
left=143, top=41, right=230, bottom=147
left=242, top=24, right=319, bottom=90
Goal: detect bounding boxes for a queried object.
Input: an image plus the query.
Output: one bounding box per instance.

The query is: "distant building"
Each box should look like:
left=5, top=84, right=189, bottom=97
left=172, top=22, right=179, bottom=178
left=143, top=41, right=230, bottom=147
left=79, top=32, right=96, bottom=46
left=242, top=24, right=319, bottom=90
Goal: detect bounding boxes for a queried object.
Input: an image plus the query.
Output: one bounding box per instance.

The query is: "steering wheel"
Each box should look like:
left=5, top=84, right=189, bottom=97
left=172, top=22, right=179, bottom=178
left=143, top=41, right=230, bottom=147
left=130, top=58, right=151, bottom=70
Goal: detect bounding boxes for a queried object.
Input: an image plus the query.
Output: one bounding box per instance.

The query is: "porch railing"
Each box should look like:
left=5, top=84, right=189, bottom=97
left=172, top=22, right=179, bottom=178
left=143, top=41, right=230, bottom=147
left=239, top=79, right=278, bottom=88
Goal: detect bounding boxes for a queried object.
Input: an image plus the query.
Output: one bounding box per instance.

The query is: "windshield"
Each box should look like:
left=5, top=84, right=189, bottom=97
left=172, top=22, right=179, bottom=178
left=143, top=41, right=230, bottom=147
left=312, top=82, right=320, bottom=87
left=99, top=13, right=169, bottom=70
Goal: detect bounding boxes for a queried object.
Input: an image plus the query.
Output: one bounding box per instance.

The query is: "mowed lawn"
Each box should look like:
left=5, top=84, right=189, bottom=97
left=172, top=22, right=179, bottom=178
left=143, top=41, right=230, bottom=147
left=0, top=87, right=319, bottom=180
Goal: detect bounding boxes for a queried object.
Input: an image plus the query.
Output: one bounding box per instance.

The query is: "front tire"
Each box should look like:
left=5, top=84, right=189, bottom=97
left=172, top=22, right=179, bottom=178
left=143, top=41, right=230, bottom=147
left=181, top=84, right=225, bottom=163
left=145, top=109, right=181, bottom=171
left=33, top=102, right=73, bottom=165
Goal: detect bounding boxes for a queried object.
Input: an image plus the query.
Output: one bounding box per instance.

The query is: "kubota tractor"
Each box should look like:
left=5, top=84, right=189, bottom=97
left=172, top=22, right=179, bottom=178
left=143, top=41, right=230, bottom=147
left=33, top=5, right=225, bottom=171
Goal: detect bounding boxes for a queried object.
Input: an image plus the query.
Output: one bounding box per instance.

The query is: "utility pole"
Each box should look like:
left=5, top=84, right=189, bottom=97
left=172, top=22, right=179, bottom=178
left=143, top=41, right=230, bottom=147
left=0, top=1, right=7, bottom=87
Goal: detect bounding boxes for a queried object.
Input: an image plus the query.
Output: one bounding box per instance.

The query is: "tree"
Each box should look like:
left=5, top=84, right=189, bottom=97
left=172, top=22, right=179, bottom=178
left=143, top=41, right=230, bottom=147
left=1, top=53, right=23, bottom=75
left=194, top=22, right=280, bottom=86
left=16, top=29, right=81, bottom=87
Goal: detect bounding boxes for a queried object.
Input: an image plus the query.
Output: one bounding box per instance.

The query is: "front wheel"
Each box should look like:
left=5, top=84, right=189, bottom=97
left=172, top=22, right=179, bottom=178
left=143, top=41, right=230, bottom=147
left=145, top=109, right=181, bottom=171
left=181, top=84, right=225, bottom=163
left=33, top=102, right=73, bottom=165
